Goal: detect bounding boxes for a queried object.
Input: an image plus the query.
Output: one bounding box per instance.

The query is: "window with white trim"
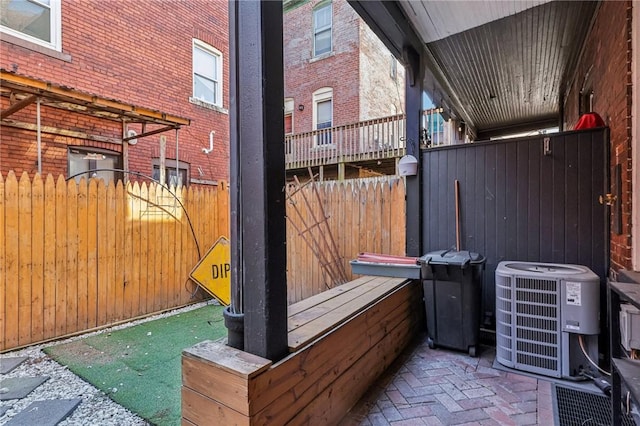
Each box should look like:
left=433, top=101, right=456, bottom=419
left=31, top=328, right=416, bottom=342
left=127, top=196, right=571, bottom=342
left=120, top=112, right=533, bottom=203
left=313, top=87, right=333, bottom=145
left=192, top=39, right=223, bottom=107
left=313, top=3, right=332, bottom=57
left=152, top=158, right=190, bottom=188
left=0, top=0, right=61, bottom=50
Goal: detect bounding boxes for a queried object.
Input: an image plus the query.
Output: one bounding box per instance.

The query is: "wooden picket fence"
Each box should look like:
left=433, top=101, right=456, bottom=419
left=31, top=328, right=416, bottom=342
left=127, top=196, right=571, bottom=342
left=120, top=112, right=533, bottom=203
left=1, top=172, right=406, bottom=351
left=0, top=171, right=229, bottom=351
left=285, top=177, right=406, bottom=304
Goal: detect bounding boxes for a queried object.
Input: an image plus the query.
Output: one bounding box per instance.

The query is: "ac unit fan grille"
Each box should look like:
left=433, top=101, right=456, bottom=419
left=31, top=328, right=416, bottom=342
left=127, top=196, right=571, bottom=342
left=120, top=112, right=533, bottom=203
left=497, top=276, right=562, bottom=377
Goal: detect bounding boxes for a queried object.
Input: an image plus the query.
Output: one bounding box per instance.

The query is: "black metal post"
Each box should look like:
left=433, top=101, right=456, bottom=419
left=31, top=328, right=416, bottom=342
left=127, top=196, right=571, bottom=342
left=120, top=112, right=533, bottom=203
left=404, top=45, right=424, bottom=257
left=227, top=0, right=288, bottom=361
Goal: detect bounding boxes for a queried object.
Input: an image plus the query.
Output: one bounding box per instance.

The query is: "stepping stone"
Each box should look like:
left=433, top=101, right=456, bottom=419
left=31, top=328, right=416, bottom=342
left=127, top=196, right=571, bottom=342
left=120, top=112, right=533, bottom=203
left=0, top=357, right=28, bottom=375
left=0, top=376, right=49, bottom=400
left=5, top=399, right=82, bottom=426
left=1, top=405, right=10, bottom=417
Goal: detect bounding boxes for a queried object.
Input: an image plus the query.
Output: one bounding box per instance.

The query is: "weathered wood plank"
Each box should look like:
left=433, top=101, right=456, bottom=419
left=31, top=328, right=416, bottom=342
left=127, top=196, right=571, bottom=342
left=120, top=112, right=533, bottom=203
left=66, top=179, right=78, bottom=334
left=43, top=175, right=57, bottom=339
left=4, top=172, right=19, bottom=349
left=96, top=180, right=108, bottom=325
left=287, top=309, right=418, bottom=425
left=86, top=179, right=98, bottom=328
left=0, top=174, right=5, bottom=350
left=18, top=172, right=32, bottom=345
left=288, top=277, right=407, bottom=350
left=123, top=182, right=134, bottom=320
left=30, top=174, right=44, bottom=343
left=250, top=280, right=419, bottom=416
left=114, top=181, right=125, bottom=321
left=182, top=347, right=271, bottom=416
left=182, top=386, right=249, bottom=426
left=76, top=178, right=89, bottom=333
left=286, top=275, right=375, bottom=316
left=55, top=175, right=67, bottom=336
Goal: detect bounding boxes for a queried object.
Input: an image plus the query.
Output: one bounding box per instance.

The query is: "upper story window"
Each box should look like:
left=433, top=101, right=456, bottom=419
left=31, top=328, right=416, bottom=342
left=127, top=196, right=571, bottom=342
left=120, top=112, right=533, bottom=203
left=192, top=39, right=223, bottom=108
left=0, top=0, right=61, bottom=51
left=313, top=2, right=332, bottom=57
left=313, top=87, right=333, bottom=145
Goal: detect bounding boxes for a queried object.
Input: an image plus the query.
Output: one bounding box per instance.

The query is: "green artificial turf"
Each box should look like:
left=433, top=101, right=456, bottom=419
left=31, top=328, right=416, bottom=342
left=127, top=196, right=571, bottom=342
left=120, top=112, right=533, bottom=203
left=44, top=303, right=226, bottom=426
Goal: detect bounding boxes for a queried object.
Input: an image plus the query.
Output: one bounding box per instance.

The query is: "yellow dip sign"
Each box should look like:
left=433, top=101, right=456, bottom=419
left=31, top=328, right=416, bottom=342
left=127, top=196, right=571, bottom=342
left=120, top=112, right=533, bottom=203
left=190, top=236, right=231, bottom=306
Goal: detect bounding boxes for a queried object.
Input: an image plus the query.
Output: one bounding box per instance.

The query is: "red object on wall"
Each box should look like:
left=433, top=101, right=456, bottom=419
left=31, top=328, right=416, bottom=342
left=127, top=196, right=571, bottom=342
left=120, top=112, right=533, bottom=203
left=574, top=112, right=605, bottom=130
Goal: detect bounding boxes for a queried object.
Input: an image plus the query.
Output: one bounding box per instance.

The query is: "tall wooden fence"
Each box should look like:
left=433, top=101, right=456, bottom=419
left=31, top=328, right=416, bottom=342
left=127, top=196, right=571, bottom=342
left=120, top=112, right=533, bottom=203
left=1, top=171, right=229, bottom=351
left=1, top=172, right=406, bottom=351
left=285, top=177, right=406, bottom=304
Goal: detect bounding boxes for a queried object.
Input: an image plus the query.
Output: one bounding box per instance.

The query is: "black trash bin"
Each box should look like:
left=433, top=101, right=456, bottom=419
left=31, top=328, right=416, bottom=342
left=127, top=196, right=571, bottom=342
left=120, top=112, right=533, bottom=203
left=419, top=250, right=485, bottom=357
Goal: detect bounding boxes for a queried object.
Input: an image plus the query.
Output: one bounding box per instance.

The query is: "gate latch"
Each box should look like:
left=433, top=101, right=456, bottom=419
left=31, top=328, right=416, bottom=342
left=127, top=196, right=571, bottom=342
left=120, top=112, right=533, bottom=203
left=598, top=193, right=617, bottom=206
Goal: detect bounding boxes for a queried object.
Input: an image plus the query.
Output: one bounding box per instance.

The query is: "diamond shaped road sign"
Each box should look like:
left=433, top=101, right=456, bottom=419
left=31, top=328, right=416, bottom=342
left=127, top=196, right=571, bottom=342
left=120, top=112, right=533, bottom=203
left=190, top=236, right=231, bottom=306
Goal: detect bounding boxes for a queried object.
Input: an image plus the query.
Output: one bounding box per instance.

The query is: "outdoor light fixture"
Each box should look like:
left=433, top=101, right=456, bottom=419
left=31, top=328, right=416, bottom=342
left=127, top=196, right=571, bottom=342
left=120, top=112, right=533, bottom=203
left=298, top=104, right=304, bottom=111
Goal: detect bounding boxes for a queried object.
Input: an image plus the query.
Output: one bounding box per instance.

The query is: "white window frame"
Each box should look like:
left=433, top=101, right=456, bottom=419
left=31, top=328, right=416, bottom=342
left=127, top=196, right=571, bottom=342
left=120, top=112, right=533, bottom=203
left=0, top=0, right=61, bottom=51
left=152, top=158, right=190, bottom=188
left=191, top=39, right=223, bottom=108
left=312, top=87, right=333, bottom=146
left=313, top=2, right=332, bottom=57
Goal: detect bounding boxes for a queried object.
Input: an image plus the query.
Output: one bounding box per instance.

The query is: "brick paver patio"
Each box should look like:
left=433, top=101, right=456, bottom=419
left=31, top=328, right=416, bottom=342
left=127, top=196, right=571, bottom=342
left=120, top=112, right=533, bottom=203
left=342, top=338, right=555, bottom=425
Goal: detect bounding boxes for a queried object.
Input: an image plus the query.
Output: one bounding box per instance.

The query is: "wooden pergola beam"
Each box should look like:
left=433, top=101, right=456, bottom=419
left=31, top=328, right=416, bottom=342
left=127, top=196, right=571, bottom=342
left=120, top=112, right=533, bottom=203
left=1, top=94, right=37, bottom=119
left=1, top=69, right=190, bottom=127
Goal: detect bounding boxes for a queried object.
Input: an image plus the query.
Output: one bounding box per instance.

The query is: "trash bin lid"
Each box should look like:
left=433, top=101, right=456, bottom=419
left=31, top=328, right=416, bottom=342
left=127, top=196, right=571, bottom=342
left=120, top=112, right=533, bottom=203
left=419, top=249, right=485, bottom=267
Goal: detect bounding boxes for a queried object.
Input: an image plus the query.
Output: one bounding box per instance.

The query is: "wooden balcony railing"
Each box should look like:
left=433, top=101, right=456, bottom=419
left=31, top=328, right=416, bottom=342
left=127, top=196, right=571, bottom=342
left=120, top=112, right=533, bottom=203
left=285, top=109, right=446, bottom=170
left=285, top=114, right=406, bottom=170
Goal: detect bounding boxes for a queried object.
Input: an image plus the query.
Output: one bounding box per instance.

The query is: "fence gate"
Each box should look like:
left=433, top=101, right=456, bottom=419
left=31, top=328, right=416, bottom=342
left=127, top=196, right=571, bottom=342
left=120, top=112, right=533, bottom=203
left=421, top=128, right=609, bottom=330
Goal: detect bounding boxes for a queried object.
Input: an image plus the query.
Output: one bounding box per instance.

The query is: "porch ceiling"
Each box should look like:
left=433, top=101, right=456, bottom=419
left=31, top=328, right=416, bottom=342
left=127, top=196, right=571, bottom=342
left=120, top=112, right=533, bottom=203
left=350, top=1, right=599, bottom=139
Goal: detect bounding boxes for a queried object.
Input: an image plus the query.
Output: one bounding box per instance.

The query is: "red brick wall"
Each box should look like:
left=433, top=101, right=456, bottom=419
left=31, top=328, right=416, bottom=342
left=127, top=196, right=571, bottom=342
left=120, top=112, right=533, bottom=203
left=283, top=0, right=361, bottom=133
left=1, top=0, right=229, bottom=185
left=563, top=1, right=633, bottom=270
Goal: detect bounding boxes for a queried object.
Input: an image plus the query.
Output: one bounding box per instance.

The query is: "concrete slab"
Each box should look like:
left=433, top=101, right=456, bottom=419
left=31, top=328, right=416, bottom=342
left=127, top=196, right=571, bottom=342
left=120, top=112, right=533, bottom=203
left=5, top=399, right=82, bottom=426
left=0, top=357, right=28, bottom=375
left=0, top=405, right=10, bottom=417
left=0, top=376, right=49, bottom=400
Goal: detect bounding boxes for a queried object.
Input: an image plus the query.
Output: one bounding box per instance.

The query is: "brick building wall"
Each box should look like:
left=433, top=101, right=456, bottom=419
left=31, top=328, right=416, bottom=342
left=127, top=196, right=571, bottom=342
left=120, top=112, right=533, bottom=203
left=1, top=0, right=229, bottom=186
left=563, top=1, right=633, bottom=271
left=358, top=24, right=405, bottom=120
left=283, top=0, right=404, bottom=134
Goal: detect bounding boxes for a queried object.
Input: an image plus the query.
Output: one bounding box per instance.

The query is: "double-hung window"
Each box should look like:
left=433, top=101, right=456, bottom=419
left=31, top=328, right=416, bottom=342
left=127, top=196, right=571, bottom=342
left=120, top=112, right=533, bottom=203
left=313, top=87, right=333, bottom=146
left=313, top=3, right=332, bottom=57
left=0, top=0, right=61, bottom=50
left=192, top=39, right=223, bottom=108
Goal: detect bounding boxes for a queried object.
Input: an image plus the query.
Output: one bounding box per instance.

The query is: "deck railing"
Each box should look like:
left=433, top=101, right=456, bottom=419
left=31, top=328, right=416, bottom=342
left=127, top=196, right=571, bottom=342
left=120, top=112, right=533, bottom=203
left=285, top=109, right=446, bottom=170
left=285, top=114, right=406, bottom=170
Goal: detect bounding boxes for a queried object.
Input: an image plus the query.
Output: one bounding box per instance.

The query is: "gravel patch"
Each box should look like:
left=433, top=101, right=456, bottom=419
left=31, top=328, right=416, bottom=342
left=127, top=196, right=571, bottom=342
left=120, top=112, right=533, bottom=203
left=0, top=301, right=215, bottom=426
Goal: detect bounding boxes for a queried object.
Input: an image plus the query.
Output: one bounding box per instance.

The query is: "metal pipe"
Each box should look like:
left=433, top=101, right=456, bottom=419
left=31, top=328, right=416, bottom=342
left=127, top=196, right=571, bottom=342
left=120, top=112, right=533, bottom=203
left=36, top=97, right=42, bottom=174
left=203, top=131, right=215, bottom=154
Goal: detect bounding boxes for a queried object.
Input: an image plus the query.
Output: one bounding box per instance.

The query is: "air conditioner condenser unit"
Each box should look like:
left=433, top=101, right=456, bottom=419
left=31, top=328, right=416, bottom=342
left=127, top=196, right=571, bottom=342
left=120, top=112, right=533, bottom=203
left=495, top=261, right=600, bottom=379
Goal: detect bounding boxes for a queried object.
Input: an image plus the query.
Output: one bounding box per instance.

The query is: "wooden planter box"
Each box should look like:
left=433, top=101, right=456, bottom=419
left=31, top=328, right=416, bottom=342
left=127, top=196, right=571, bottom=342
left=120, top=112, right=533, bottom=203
left=181, top=276, right=423, bottom=425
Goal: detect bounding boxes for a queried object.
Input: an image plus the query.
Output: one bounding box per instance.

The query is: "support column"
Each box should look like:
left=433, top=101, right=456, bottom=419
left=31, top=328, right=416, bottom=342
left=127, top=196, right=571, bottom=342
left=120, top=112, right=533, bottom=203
left=337, top=163, right=345, bottom=181
left=403, top=46, right=424, bottom=257
left=228, top=0, right=288, bottom=361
